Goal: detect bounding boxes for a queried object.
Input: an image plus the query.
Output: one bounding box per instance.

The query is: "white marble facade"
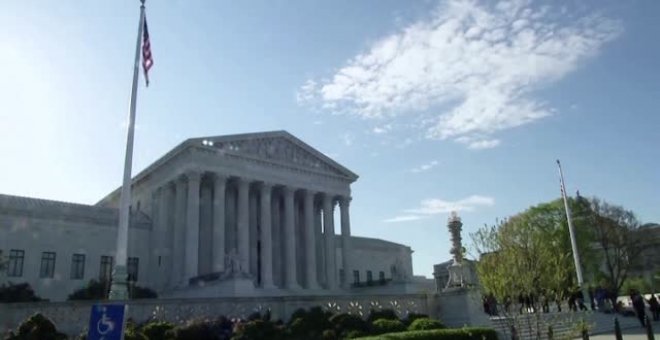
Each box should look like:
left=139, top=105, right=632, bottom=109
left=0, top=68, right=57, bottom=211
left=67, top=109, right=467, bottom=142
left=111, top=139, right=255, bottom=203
left=0, top=131, right=414, bottom=301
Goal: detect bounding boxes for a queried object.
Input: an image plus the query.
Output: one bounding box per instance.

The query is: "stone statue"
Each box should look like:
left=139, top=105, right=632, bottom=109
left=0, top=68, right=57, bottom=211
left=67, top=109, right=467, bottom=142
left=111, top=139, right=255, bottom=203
left=224, top=248, right=242, bottom=275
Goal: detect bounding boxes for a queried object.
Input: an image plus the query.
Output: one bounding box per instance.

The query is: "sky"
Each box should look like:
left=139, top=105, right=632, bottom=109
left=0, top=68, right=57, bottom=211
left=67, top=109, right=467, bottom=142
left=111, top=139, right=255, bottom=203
left=1, top=0, right=659, bottom=278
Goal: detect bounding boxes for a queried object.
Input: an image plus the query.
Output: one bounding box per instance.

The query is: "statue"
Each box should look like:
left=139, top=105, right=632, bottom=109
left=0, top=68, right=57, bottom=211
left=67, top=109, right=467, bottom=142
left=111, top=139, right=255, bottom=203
left=445, top=211, right=473, bottom=290
left=223, top=248, right=243, bottom=277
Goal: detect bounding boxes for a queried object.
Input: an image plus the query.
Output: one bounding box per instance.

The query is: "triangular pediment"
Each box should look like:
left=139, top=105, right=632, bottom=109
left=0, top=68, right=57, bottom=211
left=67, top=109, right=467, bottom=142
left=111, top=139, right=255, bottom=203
left=193, top=131, right=358, bottom=181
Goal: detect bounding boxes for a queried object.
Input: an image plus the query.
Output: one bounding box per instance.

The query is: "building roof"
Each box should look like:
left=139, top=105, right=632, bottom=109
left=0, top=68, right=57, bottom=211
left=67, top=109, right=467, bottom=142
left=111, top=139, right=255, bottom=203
left=97, top=130, right=359, bottom=205
left=0, top=193, right=151, bottom=227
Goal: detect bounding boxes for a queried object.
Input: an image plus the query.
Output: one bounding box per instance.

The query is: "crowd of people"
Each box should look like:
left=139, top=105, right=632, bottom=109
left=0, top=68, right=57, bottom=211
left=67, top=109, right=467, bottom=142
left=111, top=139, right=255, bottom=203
left=481, top=287, right=660, bottom=327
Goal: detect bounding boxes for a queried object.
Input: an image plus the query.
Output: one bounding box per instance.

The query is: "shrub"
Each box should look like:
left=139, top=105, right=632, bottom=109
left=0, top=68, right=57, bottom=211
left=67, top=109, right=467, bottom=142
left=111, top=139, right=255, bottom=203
left=353, top=327, right=498, bottom=340
left=67, top=280, right=158, bottom=300
left=371, top=319, right=406, bottom=335
left=68, top=280, right=109, bottom=300
left=345, top=329, right=368, bottom=339
left=167, top=320, right=215, bottom=340
left=124, top=319, right=147, bottom=340
left=322, top=328, right=338, bottom=340
left=287, top=306, right=333, bottom=340
left=367, top=309, right=399, bottom=323
left=402, top=313, right=428, bottom=326
left=329, top=313, right=367, bottom=336
left=407, top=318, right=444, bottom=331
left=232, top=319, right=284, bottom=340
left=141, top=320, right=175, bottom=340
left=0, top=282, right=43, bottom=303
left=129, top=285, right=158, bottom=299
left=5, top=313, right=66, bottom=340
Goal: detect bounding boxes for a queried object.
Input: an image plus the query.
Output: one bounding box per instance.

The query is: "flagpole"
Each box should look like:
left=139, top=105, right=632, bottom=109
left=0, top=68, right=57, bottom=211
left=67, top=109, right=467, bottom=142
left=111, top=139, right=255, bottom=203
left=557, top=160, right=587, bottom=297
left=109, top=0, right=146, bottom=300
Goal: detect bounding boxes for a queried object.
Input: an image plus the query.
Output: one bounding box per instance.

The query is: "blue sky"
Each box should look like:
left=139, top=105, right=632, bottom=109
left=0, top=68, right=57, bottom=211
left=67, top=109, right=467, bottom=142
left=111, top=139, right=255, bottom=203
left=1, top=0, right=658, bottom=277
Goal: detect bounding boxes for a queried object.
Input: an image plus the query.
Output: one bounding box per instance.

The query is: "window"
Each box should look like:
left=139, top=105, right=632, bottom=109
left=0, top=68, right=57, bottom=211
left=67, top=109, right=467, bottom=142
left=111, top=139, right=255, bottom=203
left=367, top=270, right=373, bottom=284
left=127, top=257, right=139, bottom=282
left=379, top=271, right=385, bottom=282
left=339, top=269, right=345, bottom=285
left=8, top=249, right=25, bottom=277
left=71, top=254, right=85, bottom=280
left=40, top=252, right=56, bottom=278
left=100, top=256, right=113, bottom=281
left=353, top=270, right=360, bottom=284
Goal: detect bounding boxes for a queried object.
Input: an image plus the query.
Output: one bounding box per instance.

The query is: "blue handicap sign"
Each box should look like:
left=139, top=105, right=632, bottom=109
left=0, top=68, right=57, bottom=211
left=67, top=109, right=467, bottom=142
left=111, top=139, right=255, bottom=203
left=87, top=304, right=126, bottom=340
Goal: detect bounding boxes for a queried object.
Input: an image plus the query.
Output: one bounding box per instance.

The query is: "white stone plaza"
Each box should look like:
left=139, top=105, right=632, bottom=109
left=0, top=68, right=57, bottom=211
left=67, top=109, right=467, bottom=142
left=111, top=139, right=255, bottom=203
left=0, top=130, right=418, bottom=301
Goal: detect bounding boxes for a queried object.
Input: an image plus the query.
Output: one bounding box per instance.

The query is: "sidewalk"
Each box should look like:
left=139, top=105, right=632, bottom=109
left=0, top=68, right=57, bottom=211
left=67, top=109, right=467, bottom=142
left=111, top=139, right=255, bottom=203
left=584, top=327, right=659, bottom=339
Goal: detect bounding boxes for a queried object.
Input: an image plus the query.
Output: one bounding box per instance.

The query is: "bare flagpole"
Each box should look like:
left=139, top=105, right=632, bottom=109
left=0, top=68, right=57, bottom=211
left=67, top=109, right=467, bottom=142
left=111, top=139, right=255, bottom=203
left=557, top=160, right=587, bottom=298
left=109, top=0, right=146, bottom=300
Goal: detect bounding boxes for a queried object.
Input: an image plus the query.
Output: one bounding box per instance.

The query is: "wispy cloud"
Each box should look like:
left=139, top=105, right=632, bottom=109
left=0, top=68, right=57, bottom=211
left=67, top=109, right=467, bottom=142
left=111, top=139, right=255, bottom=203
left=299, top=1, right=622, bottom=148
left=410, top=160, right=439, bottom=173
left=384, top=194, right=495, bottom=223
left=341, top=133, right=354, bottom=146
left=383, top=215, right=427, bottom=223
left=372, top=124, right=392, bottom=134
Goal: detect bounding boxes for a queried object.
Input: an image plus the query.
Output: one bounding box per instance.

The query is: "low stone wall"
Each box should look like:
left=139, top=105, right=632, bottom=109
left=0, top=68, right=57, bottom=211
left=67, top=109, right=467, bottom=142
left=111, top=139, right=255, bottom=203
left=0, top=293, right=432, bottom=336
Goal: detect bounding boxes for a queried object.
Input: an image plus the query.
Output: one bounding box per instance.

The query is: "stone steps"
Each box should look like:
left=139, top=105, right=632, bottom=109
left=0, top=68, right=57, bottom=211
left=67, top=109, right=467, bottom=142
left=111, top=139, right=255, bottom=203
left=489, top=310, right=644, bottom=339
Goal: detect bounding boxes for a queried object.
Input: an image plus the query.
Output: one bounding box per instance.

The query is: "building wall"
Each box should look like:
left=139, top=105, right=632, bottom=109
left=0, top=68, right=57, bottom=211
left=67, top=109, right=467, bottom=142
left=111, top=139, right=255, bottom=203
left=0, top=204, right=151, bottom=301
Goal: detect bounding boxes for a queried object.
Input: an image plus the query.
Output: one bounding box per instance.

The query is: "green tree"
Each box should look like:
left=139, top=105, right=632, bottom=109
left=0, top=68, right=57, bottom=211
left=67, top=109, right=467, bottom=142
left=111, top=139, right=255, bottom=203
left=472, top=198, right=596, bottom=339
left=585, top=197, right=646, bottom=304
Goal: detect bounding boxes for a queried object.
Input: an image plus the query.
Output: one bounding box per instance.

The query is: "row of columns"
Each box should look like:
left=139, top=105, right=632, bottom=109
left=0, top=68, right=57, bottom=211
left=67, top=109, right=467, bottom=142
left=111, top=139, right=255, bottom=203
left=153, top=170, right=352, bottom=290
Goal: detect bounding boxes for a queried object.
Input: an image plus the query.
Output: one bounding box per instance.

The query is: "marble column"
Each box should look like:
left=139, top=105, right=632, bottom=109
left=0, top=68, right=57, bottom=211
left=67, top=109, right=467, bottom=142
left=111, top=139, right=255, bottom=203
left=237, top=178, right=250, bottom=274
left=172, top=177, right=187, bottom=285
left=323, top=194, right=337, bottom=290
left=212, top=174, right=227, bottom=273
left=340, top=197, right=352, bottom=289
left=283, top=186, right=300, bottom=289
left=156, top=186, right=169, bottom=286
left=185, top=171, right=201, bottom=282
left=259, top=183, right=275, bottom=288
left=304, top=190, right=319, bottom=289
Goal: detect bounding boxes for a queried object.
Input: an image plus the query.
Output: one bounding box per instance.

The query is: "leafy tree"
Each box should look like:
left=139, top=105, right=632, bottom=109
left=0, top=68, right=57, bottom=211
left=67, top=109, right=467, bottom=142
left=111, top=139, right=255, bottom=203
left=471, top=198, right=596, bottom=339
left=585, top=197, right=646, bottom=305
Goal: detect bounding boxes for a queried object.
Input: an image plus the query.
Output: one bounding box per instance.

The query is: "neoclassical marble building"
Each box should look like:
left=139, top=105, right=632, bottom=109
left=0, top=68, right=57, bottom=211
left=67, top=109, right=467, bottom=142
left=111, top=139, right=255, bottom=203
left=0, top=131, right=415, bottom=301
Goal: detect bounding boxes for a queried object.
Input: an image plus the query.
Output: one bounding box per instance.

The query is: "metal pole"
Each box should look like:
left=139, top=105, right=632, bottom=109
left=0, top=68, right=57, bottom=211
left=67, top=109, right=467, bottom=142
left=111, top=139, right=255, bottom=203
left=557, top=160, right=587, bottom=299
left=109, top=0, right=146, bottom=300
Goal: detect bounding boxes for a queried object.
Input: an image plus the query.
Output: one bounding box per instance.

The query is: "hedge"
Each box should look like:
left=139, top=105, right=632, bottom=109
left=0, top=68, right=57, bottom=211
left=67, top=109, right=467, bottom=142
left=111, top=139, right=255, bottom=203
left=354, top=327, right=498, bottom=340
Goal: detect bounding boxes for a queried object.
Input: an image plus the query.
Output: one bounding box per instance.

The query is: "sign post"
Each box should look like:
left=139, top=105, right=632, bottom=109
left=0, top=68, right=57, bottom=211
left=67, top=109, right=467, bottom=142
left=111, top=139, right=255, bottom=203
left=87, top=304, right=127, bottom=340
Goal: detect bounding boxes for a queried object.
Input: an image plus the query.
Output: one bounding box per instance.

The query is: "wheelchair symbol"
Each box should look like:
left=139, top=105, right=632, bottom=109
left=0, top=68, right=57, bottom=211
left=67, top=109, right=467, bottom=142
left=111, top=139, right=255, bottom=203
left=96, top=306, right=115, bottom=335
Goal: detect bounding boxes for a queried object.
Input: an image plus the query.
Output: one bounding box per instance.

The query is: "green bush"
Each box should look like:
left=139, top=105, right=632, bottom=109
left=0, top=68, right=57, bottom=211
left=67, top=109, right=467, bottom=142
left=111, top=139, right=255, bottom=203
left=407, top=318, right=444, bottom=331
left=353, top=327, right=498, bottom=340
left=5, top=313, right=66, bottom=340
left=0, top=282, right=43, bottom=303
left=329, top=313, right=367, bottom=337
left=166, top=320, right=215, bottom=340
left=345, top=329, right=368, bottom=339
left=68, top=280, right=109, bottom=300
left=129, top=285, right=158, bottom=299
left=371, top=319, right=406, bottom=335
left=367, top=309, right=398, bottom=323
left=286, top=306, right=333, bottom=340
left=402, top=313, right=428, bottom=326
left=67, top=280, right=158, bottom=300
left=141, top=320, right=175, bottom=340
left=322, top=328, right=338, bottom=340
left=231, top=319, right=284, bottom=340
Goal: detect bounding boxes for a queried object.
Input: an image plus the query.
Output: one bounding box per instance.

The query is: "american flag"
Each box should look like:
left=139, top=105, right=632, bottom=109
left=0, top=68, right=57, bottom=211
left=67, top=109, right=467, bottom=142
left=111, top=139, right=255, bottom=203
left=142, top=17, right=153, bottom=86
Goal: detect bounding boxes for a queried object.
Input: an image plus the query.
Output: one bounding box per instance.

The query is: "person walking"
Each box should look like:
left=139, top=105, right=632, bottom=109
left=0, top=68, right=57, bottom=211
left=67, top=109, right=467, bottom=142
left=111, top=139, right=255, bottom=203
left=630, top=289, right=647, bottom=327
left=647, top=294, right=659, bottom=321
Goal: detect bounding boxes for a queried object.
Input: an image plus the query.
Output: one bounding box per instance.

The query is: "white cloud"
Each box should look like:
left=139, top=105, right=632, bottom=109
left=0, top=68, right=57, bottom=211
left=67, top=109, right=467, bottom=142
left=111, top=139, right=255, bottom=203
left=299, top=0, right=622, bottom=148
left=383, top=215, right=427, bottom=223
left=384, top=194, right=494, bottom=223
left=455, top=136, right=501, bottom=150
left=406, top=195, right=495, bottom=214
left=410, top=160, right=439, bottom=173
left=341, top=133, right=354, bottom=146
left=372, top=124, right=392, bottom=134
